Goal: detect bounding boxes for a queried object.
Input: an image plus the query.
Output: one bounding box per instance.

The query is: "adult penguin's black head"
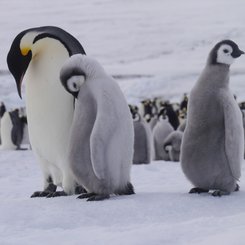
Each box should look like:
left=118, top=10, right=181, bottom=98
left=7, top=26, right=86, bottom=98
left=208, top=40, right=244, bottom=66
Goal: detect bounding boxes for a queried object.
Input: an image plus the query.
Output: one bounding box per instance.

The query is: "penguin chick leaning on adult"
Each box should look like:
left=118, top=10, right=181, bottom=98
left=163, top=131, right=183, bottom=162
left=181, top=40, right=244, bottom=197
left=60, top=54, right=135, bottom=201
left=7, top=26, right=86, bottom=197
left=132, top=112, right=152, bottom=164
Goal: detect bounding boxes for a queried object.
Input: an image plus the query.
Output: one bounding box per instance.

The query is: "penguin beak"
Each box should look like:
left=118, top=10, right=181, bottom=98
left=232, top=48, right=245, bottom=58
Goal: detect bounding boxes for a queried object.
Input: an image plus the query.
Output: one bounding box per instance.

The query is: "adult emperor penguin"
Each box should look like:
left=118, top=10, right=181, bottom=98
left=181, top=40, right=244, bottom=196
left=7, top=26, right=86, bottom=197
left=60, top=54, right=135, bottom=201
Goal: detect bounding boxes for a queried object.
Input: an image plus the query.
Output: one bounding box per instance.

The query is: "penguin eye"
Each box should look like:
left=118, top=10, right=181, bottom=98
left=66, top=75, right=85, bottom=92
left=223, top=49, right=229, bottom=54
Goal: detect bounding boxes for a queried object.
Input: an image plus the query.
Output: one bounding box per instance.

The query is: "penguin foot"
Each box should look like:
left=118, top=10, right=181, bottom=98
left=30, top=183, right=57, bottom=198
left=212, top=190, right=230, bottom=197
left=77, top=193, right=110, bottom=201
left=189, top=187, right=209, bottom=194
left=235, top=184, right=240, bottom=192
left=75, top=185, right=87, bottom=194
left=77, top=193, right=96, bottom=199
left=87, top=194, right=110, bottom=201
left=46, top=191, right=68, bottom=198
left=116, top=182, right=135, bottom=195
left=31, top=191, right=54, bottom=198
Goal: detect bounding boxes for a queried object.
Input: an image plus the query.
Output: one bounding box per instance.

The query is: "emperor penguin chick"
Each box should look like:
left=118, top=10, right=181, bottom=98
left=132, top=112, right=152, bottom=164
left=153, top=111, right=174, bottom=161
left=164, top=131, right=183, bottom=162
left=181, top=40, right=244, bottom=196
left=60, top=54, right=135, bottom=201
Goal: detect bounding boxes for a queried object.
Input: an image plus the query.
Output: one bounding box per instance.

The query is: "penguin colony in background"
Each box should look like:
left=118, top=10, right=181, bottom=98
left=6, top=25, right=245, bottom=198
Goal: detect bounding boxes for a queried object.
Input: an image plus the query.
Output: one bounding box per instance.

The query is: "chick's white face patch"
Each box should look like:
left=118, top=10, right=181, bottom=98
left=217, top=44, right=234, bottom=65
left=66, top=75, right=85, bottom=93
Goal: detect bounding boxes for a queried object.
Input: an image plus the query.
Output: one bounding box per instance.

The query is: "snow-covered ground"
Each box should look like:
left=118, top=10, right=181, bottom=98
left=1, top=0, right=245, bottom=244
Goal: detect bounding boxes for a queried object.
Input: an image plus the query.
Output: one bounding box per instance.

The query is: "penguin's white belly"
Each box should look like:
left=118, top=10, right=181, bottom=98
left=24, top=50, right=74, bottom=174
left=0, top=113, right=16, bottom=150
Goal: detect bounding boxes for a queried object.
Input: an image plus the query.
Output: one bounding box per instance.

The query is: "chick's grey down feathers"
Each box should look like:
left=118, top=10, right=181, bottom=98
left=133, top=114, right=152, bottom=164
left=181, top=40, right=244, bottom=195
left=60, top=54, right=135, bottom=200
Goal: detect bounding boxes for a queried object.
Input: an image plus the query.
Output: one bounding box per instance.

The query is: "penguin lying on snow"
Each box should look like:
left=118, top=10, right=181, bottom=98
left=181, top=40, right=244, bottom=196
left=7, top=26, right=86, bottom=197
left=60, top=54, right=135, bottom=201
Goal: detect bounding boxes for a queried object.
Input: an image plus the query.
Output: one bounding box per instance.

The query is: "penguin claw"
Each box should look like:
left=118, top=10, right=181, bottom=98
left=189, top=187, right=209, bottom=194
left=77, top=193, right=110, bottom=201
left=87, top=194, right=110, bottom=201
left=46, top=191, right=68, bottom=198
left=77, top=193, right=96, bottom=199
left=212, top=190, right=230, bottom=197
left=30, top=191, right=52, bottom=198
left=75, top=185, right=87, bottom=194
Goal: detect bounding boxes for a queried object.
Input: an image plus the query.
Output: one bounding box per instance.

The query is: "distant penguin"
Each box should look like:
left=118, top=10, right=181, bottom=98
left=180, top=93, right=188, bottom=111
left=163, top=131, right=183, bottom=162
left=161, top=102, right=179, bottom=130
left=7, top=26, right=86, bottom=197
left=132, top=112, right=152, bottom=164
left=60, top=54, right=135, bottom=201
left=153, top=111, right=174, bottom=161
left=0, top=109, right=28, bottom=150
left=181, top=40, right=244, bottom=196
left=0, top=111, right=16, bottom=150
left=141, top=99, right=153, bottom=123
left=177, top=119, right=186, bottom=132
left=0, top=102, right=6, bottom=144
left=18, top=107, right=30, bottom=148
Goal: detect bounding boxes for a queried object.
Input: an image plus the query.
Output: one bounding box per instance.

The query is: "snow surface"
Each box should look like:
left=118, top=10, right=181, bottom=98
left=1, top=0, right=245, bottom=244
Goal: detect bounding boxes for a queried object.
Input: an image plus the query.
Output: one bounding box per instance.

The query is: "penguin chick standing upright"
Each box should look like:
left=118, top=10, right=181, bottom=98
left=181, top=40, right=244, bottom=196
left=132, top=112, right=152, bottom=164
left=153, top=109, right=174, bottom=160
left=7, top=26, right=86, bottom=197
left=60, top=54, right=135, bottom=201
